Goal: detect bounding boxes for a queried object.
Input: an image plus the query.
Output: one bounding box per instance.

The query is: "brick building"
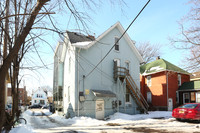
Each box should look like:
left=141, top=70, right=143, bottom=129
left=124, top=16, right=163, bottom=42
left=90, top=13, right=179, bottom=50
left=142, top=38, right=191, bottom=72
left=140, top=58, right=190, bottom=111
left=7, top=86, right=27, bottom=106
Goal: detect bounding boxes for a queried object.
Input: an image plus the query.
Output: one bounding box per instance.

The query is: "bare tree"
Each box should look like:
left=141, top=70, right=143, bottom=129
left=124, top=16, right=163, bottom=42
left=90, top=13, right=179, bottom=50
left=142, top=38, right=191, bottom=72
left=170, top=0, right=200, bottom=72
left=0, top=0, right=126, bottom=131
left=135, top=41, right=161, bottom=64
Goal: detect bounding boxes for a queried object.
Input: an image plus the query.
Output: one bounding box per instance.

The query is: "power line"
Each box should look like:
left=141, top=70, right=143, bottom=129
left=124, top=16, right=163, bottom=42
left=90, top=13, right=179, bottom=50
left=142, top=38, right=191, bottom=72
left=85, top=0, right=151, bottom=78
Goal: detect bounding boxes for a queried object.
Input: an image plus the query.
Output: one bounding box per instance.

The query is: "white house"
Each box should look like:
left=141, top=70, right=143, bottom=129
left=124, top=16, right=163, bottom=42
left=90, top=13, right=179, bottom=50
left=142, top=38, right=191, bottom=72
left=32, top=88, right=48, bottom=106
left=53, top=22, right=148, bottom=119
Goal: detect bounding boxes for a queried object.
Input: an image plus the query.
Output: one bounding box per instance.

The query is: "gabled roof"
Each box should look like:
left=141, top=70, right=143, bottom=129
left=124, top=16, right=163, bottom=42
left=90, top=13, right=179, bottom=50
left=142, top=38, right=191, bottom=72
left=67, top=31, right=94, bottom=43
left=178, top=80, right=200, bottom=91
left=70, top=22, right=143, bottom=63
left=140, top=58, right=189, bottom=76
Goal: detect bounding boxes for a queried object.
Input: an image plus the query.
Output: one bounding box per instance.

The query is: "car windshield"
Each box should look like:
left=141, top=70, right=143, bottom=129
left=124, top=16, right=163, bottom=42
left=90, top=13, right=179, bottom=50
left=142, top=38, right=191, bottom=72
left=179, top=104, right=198, bottom=109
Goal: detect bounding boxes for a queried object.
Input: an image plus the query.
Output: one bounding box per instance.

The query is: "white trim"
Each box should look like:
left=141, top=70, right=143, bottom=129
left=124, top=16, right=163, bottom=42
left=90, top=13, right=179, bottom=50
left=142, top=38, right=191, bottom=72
left=114, top=58, right=120, bottom=67
left=142, top=69, right=189, bottom=76
left=75, top=22, right=143, bottom=63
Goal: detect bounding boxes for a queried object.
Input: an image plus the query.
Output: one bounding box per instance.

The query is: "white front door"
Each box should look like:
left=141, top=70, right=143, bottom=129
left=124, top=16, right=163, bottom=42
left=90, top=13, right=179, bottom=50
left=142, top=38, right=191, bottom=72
left=96, top=99, right=104, bottom=120
left=168, top=98, right=173, bottom=111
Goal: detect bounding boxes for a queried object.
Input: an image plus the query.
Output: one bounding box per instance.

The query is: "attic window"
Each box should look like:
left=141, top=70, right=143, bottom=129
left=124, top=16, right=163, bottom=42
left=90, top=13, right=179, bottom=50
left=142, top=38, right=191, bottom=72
left=115, top=37, right=119, bottom=51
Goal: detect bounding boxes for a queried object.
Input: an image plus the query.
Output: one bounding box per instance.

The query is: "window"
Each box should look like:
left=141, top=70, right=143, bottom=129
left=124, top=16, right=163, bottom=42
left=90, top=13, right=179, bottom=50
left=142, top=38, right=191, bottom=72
left=113, top=59, right=120, bottom=81
left=147, top=92, right=152, bottom=103
left=125, top=88, right=131, bottom=103
left=40, top=100, right=45, bottom=104
left=114, top=37, right=119, bottom=51
left=147, top=76, right=151, bottom=87
left=178, top=74, right=181, bottom=86
left=191, top=92, right=195, bottom=102
left=125, top=61, right=130, bottom=74
left=34, top=100, right=37, bottom=103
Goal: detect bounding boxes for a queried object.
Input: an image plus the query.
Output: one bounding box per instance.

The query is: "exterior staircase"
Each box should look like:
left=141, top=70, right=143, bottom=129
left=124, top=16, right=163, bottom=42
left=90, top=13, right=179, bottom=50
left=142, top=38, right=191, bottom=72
left=126, top=74, right=149, bottom=114
left=113, top=65, right=149, bottom=113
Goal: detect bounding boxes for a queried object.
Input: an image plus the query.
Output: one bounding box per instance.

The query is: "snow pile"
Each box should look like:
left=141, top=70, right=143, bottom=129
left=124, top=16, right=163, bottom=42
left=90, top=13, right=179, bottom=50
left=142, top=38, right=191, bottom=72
left=50, top=114, right=106, bottom=126
left=41, top=109, right=52, bottom=116
left=10, top=125, right=33, bottom=133
left=108, top=111, right=172, bottom=122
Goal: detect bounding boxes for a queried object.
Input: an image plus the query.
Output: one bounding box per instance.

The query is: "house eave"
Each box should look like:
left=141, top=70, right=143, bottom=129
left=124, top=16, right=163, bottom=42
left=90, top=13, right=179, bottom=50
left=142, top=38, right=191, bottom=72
left=178, top=89, right=200, bottom=92
left=141, top=69, right=190, bottom=76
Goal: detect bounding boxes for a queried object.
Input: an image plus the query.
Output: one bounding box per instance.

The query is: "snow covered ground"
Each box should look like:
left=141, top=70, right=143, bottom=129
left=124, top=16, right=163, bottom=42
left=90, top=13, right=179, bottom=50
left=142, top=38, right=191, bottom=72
left=8, top=109, right=200, bottom=133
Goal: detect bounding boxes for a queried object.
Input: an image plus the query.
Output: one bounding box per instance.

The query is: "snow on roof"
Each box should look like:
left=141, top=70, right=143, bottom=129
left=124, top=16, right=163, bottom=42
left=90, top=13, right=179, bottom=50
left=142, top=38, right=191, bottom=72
left=140, top=59, right=189, bottom=76
left=71, top=41, right=93, bottom=49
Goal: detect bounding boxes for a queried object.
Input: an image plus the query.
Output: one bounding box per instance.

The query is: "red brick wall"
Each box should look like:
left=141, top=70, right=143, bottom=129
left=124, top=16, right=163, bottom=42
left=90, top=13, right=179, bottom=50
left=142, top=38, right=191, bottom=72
left=7, top=87, right=27, bottom=105
left=140, top=71, right=190, bottom=110
left=147, top=72, right=167, bottom=107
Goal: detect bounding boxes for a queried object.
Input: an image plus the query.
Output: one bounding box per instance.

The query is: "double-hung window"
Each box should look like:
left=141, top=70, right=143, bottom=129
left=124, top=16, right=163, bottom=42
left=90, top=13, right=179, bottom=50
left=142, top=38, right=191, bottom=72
left=115, top=37, right=119, bottom=51
left=178, top=74, right=181, bottom=86
left=147, top=76, right=151, bottom=87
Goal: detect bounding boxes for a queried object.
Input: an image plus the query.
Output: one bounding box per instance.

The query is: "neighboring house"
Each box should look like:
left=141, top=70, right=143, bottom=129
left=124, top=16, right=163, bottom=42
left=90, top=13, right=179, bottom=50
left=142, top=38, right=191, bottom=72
left=18, top=87, right=27, bottom=106
left=7, top=86, right=27, bottom=106
left=140, top=57, right=190, bottom=111
left=31, top=88, right=48, bottom=106
left=190, top=71, right=200, bottom=81
left=177, top=80, right=200, bottom=104
left=53, top=22, right=148, bottom=119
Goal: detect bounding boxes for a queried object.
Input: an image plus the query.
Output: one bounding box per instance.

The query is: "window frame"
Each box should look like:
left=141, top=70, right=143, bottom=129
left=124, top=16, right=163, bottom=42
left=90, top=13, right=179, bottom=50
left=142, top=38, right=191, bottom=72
left=178, top=74, right=181, bottom=86
left=147, top=76, right=151, bottom=87
left=125, top=88, right=131, bottom=104
left=114, top=37, right=119, bottom=51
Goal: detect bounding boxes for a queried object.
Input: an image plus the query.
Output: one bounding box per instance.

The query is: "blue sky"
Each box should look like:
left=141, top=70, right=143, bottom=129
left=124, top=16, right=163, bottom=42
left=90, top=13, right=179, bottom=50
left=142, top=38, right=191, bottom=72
left=86, top=0, right=191, bottom=66
left=23, top=0, right=193, bottom=93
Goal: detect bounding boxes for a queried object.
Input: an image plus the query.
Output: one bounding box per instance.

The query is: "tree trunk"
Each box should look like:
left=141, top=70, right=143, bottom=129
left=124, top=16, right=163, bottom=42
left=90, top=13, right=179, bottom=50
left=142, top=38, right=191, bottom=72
left=0, top=0, right=49, bottom=131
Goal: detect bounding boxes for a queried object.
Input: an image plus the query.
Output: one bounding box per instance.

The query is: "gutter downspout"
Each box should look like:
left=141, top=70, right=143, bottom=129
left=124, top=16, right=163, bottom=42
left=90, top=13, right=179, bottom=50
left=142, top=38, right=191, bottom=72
left=166, top=71, right=169, bottom=111
left=77, top=48, right=81, bottom=117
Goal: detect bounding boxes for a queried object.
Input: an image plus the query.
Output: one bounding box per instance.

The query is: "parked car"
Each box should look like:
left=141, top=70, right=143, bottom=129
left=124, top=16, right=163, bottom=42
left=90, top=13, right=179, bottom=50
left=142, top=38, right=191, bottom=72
left=172, top=103, right=200, bottom=121
left=29, top=104, right=42, bottom=109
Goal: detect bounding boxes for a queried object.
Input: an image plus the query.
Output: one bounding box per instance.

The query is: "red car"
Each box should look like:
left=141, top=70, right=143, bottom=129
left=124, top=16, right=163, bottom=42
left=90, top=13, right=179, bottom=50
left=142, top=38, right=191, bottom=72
left=172, top=103, right=200, bottom=121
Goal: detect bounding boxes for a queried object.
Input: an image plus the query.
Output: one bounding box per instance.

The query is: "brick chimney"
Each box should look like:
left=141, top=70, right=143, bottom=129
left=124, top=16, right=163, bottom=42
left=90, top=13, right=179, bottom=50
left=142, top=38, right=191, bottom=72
left=156, top=56, right=160, bottom=60
left=87, top=34, right=95, bottom=41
